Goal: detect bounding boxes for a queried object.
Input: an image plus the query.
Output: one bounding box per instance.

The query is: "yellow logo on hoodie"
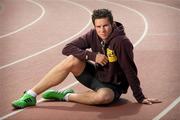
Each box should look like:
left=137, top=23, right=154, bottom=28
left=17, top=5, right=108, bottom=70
left=106, top=48, right=117, bottom=62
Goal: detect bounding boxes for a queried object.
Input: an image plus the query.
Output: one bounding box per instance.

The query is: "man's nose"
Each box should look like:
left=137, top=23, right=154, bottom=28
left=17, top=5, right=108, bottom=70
left=100, top=27, right=105, bottom=32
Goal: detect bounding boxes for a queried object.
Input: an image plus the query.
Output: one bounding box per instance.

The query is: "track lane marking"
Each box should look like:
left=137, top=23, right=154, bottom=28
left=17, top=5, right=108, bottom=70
left=138, top=0, right=180, bottom=12
left=0, top=0, right=92, bottom=119
left=0, top=81, right=79, bottom=120
left=0, top=0, right=45, bottom=39
left=152, top=96, right=180, bottom=120
left=0, top=0, right=92, bottom=70
left=0, top=0, right=149, bottom=119
left=0, top=1, right=148, bottom=120
left=100, top=0, right=148, bottom=47
left=133, top=0, right=180, bottom=119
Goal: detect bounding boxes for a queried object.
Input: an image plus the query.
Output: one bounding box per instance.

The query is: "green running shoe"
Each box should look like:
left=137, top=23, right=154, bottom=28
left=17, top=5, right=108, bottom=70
left=42, top=89, right=74, bottom=101
left=12, top=92, right=36, bottom=109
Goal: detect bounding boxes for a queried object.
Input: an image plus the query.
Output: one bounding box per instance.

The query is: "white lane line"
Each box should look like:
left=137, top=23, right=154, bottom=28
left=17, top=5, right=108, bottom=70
left=100, top=0, right=148, bottom=47
left=0, top=0, right=92, bottom=118
left=0, top=0, right=92, bottom=70
left=153, top=96, right=180, bottom=120
left=0, top=81, right=79, bottom=120
left=0, top=0, right=91, bottom=118
left=0, top=0, right=45, bottom=39
left=138, top=0, right=180, bottom=12
left=135, top=1, right=180, bottom=119
left=0, top=0, right=149, bottom=119
left=0, top=0, right=148, bottom=119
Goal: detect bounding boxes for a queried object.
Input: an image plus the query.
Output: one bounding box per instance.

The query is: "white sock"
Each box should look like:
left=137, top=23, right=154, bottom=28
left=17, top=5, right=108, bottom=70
left=64, top=93, right=72, bottom=101
left=27, top=90, right=37, bottom=97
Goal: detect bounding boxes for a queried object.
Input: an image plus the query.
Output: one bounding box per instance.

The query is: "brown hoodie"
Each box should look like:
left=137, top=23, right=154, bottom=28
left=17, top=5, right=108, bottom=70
left=62, top=22, right=145, bottom=103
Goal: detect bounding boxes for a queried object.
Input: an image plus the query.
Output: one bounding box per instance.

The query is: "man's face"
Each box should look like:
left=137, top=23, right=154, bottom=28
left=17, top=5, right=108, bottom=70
left=94, top=17, right=112, bottom=41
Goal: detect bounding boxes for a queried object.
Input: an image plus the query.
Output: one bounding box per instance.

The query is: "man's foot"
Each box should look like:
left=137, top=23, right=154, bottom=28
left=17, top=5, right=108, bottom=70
left=42, top=89, right=74, bottom=101
left=12, top=92, right=36, bottom=109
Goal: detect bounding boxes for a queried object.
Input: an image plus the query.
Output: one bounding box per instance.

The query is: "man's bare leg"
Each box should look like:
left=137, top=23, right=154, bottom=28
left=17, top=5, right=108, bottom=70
left=12, top=55, right=115, bottom=108
left=68, top=88, right=115, bottom=105
left=31, top=55, right=85, bottom=95
left=31, top=54, right=115, bottom=105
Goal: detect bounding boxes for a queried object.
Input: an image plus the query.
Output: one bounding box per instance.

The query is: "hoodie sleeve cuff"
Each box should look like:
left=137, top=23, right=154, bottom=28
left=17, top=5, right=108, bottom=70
left=136, top=94, right=146, bottom=103
left=86, top=51, right=96, bottom=61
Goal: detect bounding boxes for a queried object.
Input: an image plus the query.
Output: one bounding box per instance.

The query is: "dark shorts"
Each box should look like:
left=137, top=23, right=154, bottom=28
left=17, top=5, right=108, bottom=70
left=75, top=62, right=122, bottom=102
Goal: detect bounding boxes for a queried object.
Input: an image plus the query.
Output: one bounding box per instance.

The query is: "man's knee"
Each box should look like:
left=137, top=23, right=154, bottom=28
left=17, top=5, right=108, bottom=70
left=93, top=88, right=114, bottom=105
left=64, top=55, right=85, bottom=76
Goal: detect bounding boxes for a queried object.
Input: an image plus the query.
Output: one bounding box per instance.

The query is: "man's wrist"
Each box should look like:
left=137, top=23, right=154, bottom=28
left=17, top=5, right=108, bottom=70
left=86, top=51, right=96, bottom=61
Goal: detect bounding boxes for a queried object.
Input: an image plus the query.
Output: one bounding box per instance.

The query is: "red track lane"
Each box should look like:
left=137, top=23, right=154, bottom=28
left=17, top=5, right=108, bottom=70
left=0, top=0, right=179, bottom=120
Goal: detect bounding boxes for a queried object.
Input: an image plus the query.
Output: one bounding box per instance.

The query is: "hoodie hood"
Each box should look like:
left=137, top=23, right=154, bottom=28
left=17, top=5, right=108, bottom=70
left=109, top=21, right=126, bottom=39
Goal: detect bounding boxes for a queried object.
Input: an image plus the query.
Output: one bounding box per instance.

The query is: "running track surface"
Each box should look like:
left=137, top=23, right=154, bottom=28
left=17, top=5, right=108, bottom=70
left=0, top=0, right=179, bottom=120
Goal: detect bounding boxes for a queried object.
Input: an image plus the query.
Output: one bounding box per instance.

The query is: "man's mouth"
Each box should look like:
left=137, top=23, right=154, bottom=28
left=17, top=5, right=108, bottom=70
left=100, top=34, right=106, bottom=36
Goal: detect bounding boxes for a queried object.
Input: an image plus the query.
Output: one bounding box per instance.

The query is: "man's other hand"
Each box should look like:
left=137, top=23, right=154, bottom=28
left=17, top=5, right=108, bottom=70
left=95, top=53, right=108, bottom=66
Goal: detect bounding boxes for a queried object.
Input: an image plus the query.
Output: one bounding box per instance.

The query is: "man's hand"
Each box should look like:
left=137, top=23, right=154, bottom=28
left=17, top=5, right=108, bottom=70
left=142, top=98, right=162, bottom=105
left=95, top=53, right=108, bottom=66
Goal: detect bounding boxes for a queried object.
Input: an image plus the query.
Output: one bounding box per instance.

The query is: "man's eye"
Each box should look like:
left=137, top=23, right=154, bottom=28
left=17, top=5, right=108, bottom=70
left=104, top=25, right=109, bottom=27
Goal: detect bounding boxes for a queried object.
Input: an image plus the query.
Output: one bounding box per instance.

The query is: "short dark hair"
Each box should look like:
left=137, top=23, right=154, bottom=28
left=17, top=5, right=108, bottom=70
left=91, top=9, right=113, bottom=25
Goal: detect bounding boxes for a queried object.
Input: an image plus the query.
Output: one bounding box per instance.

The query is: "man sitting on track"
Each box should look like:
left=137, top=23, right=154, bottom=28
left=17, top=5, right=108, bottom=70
left=12, top=9, right=161, bottom=109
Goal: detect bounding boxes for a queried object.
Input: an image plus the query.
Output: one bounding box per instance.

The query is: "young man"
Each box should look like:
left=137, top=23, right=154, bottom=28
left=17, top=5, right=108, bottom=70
left=12, top=9, right=161, bottom=109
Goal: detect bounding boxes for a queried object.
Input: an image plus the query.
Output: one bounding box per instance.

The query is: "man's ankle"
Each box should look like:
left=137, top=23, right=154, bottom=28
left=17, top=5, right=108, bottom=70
left=26, top=90, right=37, bottom=97
left=64, top=93, right=72, bottom=101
